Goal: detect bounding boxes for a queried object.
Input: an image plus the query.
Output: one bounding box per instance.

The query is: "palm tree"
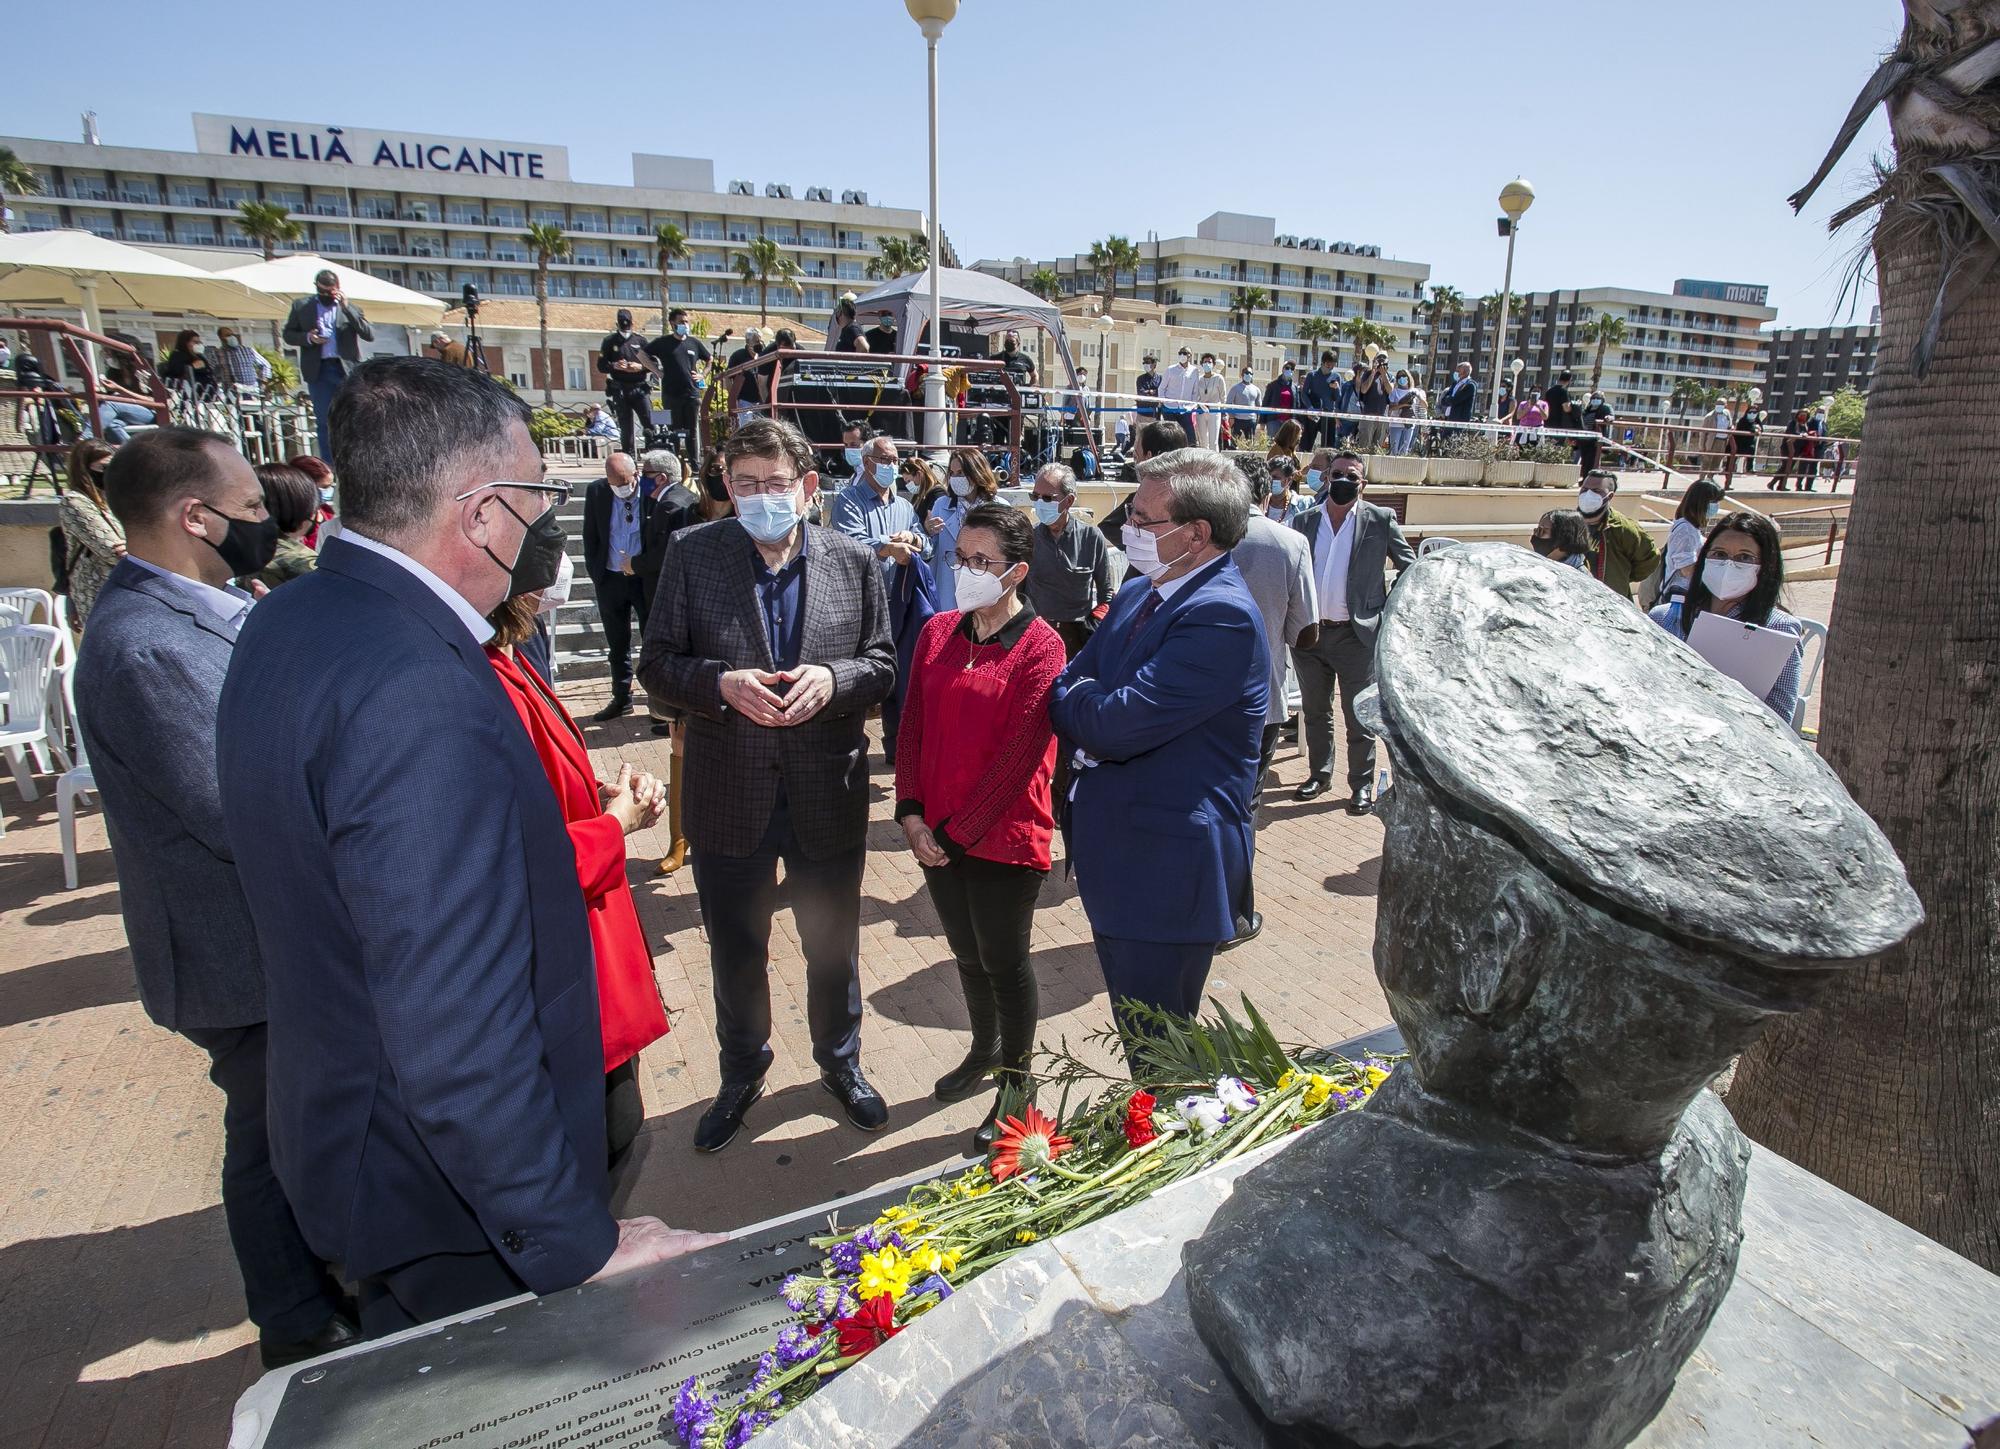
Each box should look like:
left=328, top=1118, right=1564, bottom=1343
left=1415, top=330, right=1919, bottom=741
left=1025, top=268, right=1064, bottom=304
left=236, top=201, right=307, bottom=344
left=866, top=233, right=929, bottom=280
left=1296, top=315, right=1335, bottom=368
left=1340, top=316, right=1396, bottom=361
left=1724, top=0, right=2000, bottom=1272
left=0, top=147, right=44, bottom=234
left=1420, top=284, right=1464, bottom=389
left=734, top=236, right=803, bottom=325
left=522, top=221, right=571, bottom=405
left=1230, top=286, right=1272, bottom=372
left=652, top=222, right=690, bottom=332
left=1088, top=234, right=1142, bottom=317
left=1582, top=313, right=1628, bottom=393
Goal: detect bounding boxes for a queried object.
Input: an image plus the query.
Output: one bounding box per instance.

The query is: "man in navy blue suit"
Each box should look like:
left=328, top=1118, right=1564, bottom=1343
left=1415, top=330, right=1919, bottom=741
left=1050, top=448, right=1268, bottom=1049
left=218, top=358, right=719, bottom=1336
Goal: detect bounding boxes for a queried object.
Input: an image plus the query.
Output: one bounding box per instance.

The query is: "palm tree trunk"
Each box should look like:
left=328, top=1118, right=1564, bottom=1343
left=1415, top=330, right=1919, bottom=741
left=759, top=279, right=769, bottom=325
left=1724, top=174, right=2000, bottom=1271
left=659, top=263, right=671, bottom=334
left=1591, top=335, right=1608, bottom=394
left=535, top=269, right=553, bottom=406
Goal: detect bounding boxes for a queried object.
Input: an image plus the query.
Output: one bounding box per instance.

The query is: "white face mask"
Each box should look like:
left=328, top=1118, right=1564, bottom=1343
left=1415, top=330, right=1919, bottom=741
left=1702, top=557, right=1760, bottom=601
left=948, top=475, right=972, bottom=498
left=1200, top=362, right=1215, bottom=375
left=872, top=461, right=897, bottom=490
left=1576, top=487, right=1608, bottom=516
left=612, top=481, right=638, bottom=500
left=1121, top=521, right=1188, bottom=581
left=953, top=561, right=1015, bottom=612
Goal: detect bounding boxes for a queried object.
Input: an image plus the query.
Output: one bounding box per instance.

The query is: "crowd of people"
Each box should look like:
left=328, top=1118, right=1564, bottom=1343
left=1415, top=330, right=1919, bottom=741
left=56, top=345, right=1812, bottom=1369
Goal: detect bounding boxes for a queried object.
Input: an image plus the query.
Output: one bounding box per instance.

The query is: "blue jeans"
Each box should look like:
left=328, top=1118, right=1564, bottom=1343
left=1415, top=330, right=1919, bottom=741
left=306, top=358, right=348, bottom=458
left=96, top=400, right=157, bottom=443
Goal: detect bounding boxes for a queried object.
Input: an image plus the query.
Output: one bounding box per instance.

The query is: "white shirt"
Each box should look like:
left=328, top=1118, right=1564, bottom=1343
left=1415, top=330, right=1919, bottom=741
left=1708, top=405, right=1732, bottom=434
left=315, top=300, right=341, bottom=360
left=1194, top=371, right=1227, bottom=406
left=339, top=528, right=496, bottom=644
left=1313, top=506, right=1359, bottom=623
left=126, top=556, right=255, bottom=638
left=1159, top=361, right=1198, bottom=403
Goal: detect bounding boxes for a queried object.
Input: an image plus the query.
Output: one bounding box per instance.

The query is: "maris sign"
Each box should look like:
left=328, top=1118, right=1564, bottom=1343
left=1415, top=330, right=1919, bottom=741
left=192, top=114, right=570, bottom=182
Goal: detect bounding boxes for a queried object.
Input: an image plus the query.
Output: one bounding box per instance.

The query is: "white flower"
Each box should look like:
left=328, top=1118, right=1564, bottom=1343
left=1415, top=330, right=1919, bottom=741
left=1176, top=1094, right=1230, bottom=1136
left=1215, top=1076, right=1260, bottom=1115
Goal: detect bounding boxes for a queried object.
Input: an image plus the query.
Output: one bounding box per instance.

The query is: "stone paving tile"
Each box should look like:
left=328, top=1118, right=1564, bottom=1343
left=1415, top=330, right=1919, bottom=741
left=0, top=569, right=1838, bottom=1448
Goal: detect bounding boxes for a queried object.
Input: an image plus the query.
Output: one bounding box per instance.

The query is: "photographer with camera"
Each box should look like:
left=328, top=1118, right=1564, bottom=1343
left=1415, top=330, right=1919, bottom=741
left=1352, top=352, right=1392, bottom=451
left=597, top=308, right=662, bottom=457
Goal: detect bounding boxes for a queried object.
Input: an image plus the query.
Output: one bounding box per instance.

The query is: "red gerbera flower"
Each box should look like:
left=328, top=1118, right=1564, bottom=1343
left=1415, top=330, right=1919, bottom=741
left=833, top=1292, right=901, bottom=1358
left=987, top=1104, right=1073, bottom=1182
left=1124, top=1090, right=1158, bottom=1149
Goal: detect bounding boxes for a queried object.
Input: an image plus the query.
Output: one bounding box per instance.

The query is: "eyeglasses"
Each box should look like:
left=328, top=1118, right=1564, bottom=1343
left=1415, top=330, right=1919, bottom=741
left=726, top=474, right=800, bottom=496
left=455, top=479, right=570, bottom=508
left=948, top=550, right=1010, bottom=573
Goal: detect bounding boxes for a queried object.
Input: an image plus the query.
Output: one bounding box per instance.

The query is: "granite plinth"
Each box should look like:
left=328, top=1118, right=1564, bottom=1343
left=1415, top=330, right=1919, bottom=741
left=761, top=1132, right=2000, bottom=1449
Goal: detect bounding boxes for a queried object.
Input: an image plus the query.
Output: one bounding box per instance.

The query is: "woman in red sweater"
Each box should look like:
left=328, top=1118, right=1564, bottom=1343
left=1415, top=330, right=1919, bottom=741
left=895, top=503, right=1066, bottom=1152
left=487, top=591, right=671, bottom=1173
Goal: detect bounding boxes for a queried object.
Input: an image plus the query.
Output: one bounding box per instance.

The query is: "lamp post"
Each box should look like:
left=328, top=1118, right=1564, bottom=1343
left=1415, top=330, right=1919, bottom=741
left=907, top=0, right=958, bottom=453
left=1094, top=309, right=1112, bottom=450
left=1488, top=178, right=1534, bottom=418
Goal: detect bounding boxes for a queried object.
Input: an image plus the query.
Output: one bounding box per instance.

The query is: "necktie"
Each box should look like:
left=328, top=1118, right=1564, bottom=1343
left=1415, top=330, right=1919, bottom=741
left=1128, top=589, right=1163, bottom=641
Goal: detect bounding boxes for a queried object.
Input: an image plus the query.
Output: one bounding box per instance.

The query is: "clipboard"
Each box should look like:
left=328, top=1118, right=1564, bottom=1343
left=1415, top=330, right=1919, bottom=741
left=1687, top=612, right=1799, bottom=700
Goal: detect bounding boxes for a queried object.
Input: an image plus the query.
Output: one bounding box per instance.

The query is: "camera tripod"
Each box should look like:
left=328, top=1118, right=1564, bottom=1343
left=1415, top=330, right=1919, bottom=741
left=461, top=302, right=491, bottom=375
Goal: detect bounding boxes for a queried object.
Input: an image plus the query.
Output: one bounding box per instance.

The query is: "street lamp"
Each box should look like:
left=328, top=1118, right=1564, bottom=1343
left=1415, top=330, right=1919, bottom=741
left=1488, top=178, right=1534, bottom=418
left=907, top=0, right=958, bottom=452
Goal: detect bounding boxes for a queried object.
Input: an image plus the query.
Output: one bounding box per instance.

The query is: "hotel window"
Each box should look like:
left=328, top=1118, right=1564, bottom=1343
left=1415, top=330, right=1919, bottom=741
left=531, top=206, right=565, bottom=226
left=220, top=184, right=256, bottom=207
left=694, top=282, right=723, bottom=304
left=169, top=183, right=210, bottom=208
left=490, top=205, right=525, bottom=227
left=689, top=218, right=724, bottom=240
left=613, top=212, right=647, bottom=234
left=573, top=210, right=606, bottom=232
left=269, top=188, right=307, bottom=210
left=447, top=203, right=482, bottom=224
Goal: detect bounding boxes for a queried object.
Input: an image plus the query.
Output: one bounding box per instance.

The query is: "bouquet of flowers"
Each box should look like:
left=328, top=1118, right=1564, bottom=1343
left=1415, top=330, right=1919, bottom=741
left=668, top=998, right=1395, bottom=1448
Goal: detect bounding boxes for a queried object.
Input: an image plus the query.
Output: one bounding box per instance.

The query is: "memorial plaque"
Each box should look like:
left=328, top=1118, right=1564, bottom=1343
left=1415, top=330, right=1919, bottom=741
left=230, top=1168, right=955, bottom=1449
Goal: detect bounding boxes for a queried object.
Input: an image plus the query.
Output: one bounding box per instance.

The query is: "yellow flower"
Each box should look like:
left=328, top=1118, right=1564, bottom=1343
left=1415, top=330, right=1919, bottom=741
left=1363, top=1065, right=1391, bottom=1090
left=906, top=1243, right=946, bottom=1277
left=1277, top=1069, right=1301, bottom=1092
left=1302, top=1073, right=1336, bottom=1110
left=1015, top=1229, right=1038, bottom=1244
left=942, top=1248, right=961, bottom=1273
left=858, top=1246, right=912, bottom=1301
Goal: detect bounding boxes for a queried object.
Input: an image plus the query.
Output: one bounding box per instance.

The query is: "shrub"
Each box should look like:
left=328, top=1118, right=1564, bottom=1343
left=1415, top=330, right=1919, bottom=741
left=529, top=407, right=583, bottom=444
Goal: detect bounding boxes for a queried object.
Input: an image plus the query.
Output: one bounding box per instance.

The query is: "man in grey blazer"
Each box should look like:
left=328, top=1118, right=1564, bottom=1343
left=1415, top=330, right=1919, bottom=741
left=1290, top=450, right=1416, bottom=813
left=75, top=427, right=354, bottom=1368
left=282, top=268, right=374, bottom=458
left=639, top=418, right=897, bottom=1153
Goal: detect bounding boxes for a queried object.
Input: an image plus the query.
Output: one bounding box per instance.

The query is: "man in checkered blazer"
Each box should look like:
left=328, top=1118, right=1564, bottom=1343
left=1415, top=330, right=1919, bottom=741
left=639, top=418, right=898, bottom=1152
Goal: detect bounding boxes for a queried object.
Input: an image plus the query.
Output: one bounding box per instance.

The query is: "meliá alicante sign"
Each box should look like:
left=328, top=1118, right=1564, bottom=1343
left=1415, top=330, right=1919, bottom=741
left=191, top=113, right=571, bottom=182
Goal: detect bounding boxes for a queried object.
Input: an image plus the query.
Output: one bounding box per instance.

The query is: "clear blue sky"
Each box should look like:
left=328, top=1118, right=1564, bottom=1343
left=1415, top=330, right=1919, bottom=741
left=9, top=0, right=1894, bottom=326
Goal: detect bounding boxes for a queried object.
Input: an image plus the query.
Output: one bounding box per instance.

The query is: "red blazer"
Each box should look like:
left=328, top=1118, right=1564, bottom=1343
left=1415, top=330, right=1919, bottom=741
left=487, top=645, right=669, bottom=1071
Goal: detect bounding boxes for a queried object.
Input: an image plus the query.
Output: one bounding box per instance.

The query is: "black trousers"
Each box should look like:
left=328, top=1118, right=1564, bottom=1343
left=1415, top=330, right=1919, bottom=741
left=1298, top=415, right=1322, bottom=453
left=613, top=390, right=654, bottom=457
left=606, top=1058, right=644, bottom=1177
left=180, top=1023, right=345, bottom=1342
left=692, top=793, right=865, bottom=1083
left=595, top=573, right=648, bottom=696
left=667, top=396, right=702, bottom=465
left=359, top=1249, right=527, bottom=1339
left=922, top=855, right=1045, bottom=1078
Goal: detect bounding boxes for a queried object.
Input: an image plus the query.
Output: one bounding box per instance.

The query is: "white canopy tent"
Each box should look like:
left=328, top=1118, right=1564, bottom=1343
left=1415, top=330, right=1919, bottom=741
left=847, top=267, right=1083, bottom=394
left=212, top=255, right=446, bottom=328
left=0, top=230, right=288, bottom=336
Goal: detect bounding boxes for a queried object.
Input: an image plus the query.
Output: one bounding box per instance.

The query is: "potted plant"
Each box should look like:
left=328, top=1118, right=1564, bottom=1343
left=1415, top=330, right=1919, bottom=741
left=1486, top=438, right=1537, bottom=487
left=1429, top=430, right=1488, bottom=486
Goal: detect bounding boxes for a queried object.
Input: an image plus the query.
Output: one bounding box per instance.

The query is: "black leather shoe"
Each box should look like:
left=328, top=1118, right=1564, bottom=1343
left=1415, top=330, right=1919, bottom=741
left=1294, top=777, right=1332, bottom=802
left=1219, top=912, right=1263, bottom=952
left=1348, top=783, right=1376, bottom=815
left=934, top=1046, right=1001, bottom=1103
left=971, top=1099, right=1003, bottom=1155
left=592, top=695, right=633, bottom=722
left=649, top=721, right=674, bottom=736
left=259, top=1308, right=361, bottom=1370
left=694, top=1077, right=766, bottom=1153
left=822, top=1066, right=889, bottom=1132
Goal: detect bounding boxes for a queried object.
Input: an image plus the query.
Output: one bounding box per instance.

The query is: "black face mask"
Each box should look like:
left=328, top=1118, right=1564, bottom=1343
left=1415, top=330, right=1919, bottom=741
left=486, top=496, right=566, bottom=598
left=203, top=506, right=282, bottom=577
left=1529, top=534, right=1557, bottom=557
left=1325, top=476, right=1361, bottom=506
left=701, top=470, right=730, bottom=504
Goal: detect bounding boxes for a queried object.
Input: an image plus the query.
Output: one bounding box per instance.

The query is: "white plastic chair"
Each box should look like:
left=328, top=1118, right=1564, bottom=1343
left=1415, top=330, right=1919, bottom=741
left=0, top=590, right=71, bottom=772
left=57, top=659, right=94, bottom=889
left=1417, top=536, right=1461, bottom=557
left=0, top=624, right=62, bottom=823
left=1790, top=618, right=1830, bottom=739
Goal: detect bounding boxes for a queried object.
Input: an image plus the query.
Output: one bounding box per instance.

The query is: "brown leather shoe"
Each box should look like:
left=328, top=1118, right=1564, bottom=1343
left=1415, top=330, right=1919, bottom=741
left=656, top=840, right=688, bottom=875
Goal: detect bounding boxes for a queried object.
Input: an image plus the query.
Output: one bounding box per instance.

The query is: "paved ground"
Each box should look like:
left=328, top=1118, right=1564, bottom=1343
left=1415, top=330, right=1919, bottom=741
left=0, top=564, right=1836, bottom=1449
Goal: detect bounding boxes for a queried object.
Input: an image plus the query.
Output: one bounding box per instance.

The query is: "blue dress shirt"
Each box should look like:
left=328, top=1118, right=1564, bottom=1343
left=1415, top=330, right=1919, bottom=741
left=754, top=530, right=808, bottom=671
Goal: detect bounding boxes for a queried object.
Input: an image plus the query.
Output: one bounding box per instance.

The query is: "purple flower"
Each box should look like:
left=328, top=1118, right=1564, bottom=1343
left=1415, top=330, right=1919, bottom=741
left=724, top=1409, right=772, bottom=1449
left=827, top=1239, right=863, bottom=1276
left=780, top=1274, right=811, bottom=1311
left=851, top=1225, right=882, bottom=1252
left=747, top=1350, right=779, bottom=1396
left=672, top=1377, right=717, bottom=1447
left=914, top=1273, right=953, bottom=1301
left=775, top=1323, right=819, bottom=1367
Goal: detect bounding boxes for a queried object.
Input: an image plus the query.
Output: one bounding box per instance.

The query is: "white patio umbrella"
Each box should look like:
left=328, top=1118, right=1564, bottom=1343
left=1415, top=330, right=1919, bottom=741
left=0, top=229, right=289, bottom=336
left=213, top=254, right=445, bottom=328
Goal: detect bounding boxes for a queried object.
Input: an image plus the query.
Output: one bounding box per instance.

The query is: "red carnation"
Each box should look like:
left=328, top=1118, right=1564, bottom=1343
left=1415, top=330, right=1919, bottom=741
left=1124, top=1090, right=1158, bottom=1149
left=833, top=1294, right=901, bottom=1358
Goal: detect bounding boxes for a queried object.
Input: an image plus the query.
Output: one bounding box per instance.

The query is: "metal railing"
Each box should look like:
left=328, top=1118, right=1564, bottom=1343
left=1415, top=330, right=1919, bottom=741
left=0, top=318, right=171, bottom=486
